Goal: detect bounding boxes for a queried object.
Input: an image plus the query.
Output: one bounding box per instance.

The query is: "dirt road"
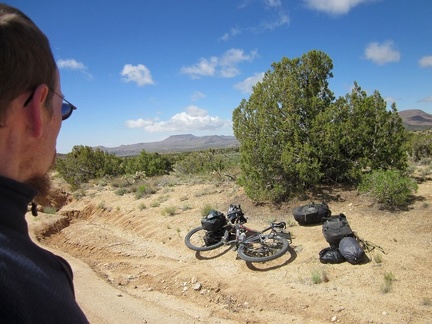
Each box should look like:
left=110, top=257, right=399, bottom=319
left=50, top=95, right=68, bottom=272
left=29, top=178, right=432, bottom=323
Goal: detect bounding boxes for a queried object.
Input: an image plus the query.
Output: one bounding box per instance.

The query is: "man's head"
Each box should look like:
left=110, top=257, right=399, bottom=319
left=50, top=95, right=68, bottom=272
left=0, top=4, right=57, bottom=124
left=0, top=4, right=66, bottom=198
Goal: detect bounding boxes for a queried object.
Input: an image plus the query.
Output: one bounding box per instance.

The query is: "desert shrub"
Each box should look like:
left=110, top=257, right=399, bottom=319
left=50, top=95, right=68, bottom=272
left=408, top=131, right=432, bottom=162
left=56, top=146, right=123, bottom=190
left=173, top=148, right=240, bottom=180
left=43, top=206, right=57, bottom=215
left=150, top=201, right=160, bottom=208
left=311, top=269, right=328, bottom=284
left=180, top=204, right=192, bottom=211
left=175, top=149, right=226, bottom=175
left=57, top=147, right=174, bottom=190
left=162, top=206, right=176, bottom=216
left=114, top=188, right=129, bottom=196
left=132, top=183, right=157, bottom=199
left=97, top=201, right=106, bottom=209
left=358, top=170, right=418, bottom=208
left=201, top=204, right=215, bottom=216
left=381, top=272, right=395, bottom=293
left=373, top=252, right=383, bottom=264
left=122, top=150, right=173, bottom=177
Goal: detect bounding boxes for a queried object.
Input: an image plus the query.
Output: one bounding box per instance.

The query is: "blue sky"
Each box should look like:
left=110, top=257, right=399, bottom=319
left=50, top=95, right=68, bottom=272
left=11, top=0, right=432, bottom=153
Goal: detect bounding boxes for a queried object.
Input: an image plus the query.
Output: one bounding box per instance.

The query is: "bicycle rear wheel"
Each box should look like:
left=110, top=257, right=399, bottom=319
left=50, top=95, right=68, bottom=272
left=237, top=234, right=289, bottom=262
left=184, top=226, right=225, bottom=251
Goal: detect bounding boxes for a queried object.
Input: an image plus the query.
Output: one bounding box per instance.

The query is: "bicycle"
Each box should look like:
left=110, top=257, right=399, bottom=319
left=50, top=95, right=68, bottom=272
left=184, top=204, right=292, bottom=262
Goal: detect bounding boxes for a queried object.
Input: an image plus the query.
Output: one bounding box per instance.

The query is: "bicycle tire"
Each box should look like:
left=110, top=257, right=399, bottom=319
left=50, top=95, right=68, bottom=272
left=237, top=234, right=289, bottom=262
left=184, top=226, right=225, bottom=251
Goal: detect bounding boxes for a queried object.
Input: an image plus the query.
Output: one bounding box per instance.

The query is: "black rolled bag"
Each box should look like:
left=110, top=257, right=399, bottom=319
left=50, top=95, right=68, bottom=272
left=322, top=213, right=354, bottom=247
left=319, top=246, right=346, bottom=264
left=339, top=236, right=366, bottom=264
left=293, top=202, right=331, bottom=226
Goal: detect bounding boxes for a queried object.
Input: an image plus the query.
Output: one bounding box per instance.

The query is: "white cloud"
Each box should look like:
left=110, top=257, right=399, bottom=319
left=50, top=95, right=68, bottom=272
left=180, top=57, right=218, bottom=79
left=121, top=64, right=155, bottom=87
left=260, top=11, right=290, bottom=31
left=264, top=0, right=282, bottom=8
left=57, top=59, right=86, bottom=70
left=234, top=72, right=265, bottom=93
left=364, top=41, right=400, bottom=65
left=191, top=91, right=206, bottom=101
left=181, top=49, right=258, bottom=79
left=303, top=0, right=376, bottom=16
left=419, top=56, right=432, bottom=68
left=220, top=27, right=242, bottom=42
left=124, top=118, right=155, bottom=128
left=57, top=58, right=92, bottom=78
left=221, top=0, right=289, bottom=41
left=419, top=96, right=432, bottom=103
left=125, top=106, right=231, bottom=132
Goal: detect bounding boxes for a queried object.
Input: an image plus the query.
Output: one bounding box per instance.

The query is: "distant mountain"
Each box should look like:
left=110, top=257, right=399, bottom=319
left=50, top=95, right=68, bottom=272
left=95, top=110, right=431, bottom=156
left=96, top=134, right=239, bottom=156
left=398, top=109, right=432, bottom=131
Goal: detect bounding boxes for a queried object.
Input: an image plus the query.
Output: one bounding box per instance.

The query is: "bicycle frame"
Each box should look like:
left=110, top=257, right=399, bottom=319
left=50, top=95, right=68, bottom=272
left=222, top=221, right=288, bottom=246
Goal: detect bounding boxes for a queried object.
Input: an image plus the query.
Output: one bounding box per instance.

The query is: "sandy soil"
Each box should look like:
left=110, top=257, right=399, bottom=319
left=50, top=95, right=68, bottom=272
left=27, top=175, right=432, bottom=323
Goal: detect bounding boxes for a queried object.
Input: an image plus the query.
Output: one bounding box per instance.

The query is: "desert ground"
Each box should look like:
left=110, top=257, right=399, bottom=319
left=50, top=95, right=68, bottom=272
left=27, top=174, right=432, bottom=323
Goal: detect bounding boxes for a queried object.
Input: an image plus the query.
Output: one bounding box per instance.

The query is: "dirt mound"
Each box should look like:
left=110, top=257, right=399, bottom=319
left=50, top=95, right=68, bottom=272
left=28, top=178, right=432, bottom=323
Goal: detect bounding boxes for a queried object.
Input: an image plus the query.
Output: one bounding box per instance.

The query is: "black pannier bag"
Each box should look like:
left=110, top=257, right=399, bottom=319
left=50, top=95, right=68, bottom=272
left=322, top=213, right=354, bottom=247
left=319, top=246, right=346, bottom=264
left=201, top=210, right=227, bottom=232
left=293, top=202, right=331, bottom=226
left=339, top=236, right=366, bottom=264
left=204, top=230, right=225, bottom=246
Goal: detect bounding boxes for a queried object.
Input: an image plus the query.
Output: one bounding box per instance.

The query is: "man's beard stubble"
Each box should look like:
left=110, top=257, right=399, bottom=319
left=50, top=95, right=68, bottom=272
left=24, top=173, right=52, bottom=204
left=24, top=153, right=56, bottom=204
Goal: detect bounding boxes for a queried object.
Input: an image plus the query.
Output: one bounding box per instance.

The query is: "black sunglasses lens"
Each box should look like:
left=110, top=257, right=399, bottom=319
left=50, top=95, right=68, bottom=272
left=61, top=102, right=73, bottom=120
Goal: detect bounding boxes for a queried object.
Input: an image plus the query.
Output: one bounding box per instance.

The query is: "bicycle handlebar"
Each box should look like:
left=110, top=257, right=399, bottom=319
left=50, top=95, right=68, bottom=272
left=271, top=221, right=286, bottom=229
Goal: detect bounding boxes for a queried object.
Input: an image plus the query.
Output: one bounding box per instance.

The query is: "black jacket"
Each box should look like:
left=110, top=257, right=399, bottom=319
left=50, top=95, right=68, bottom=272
left=0, top=176, right=88, bottom=323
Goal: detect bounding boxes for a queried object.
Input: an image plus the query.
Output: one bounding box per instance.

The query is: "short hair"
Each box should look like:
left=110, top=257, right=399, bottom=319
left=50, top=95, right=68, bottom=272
left=0, top=4, right=56, bottom=124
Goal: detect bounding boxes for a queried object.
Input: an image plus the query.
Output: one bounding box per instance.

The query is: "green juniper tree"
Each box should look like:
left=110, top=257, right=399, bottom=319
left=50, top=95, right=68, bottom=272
left=233, top=50, right=408, bottom=203
left=314, top=82, right=408, bottom=182
left=233, top=50, right=334, bottom=202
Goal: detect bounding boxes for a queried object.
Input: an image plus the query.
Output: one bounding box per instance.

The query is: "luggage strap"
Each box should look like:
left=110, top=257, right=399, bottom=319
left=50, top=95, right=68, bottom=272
left=354, top=233, right=387, bottom=254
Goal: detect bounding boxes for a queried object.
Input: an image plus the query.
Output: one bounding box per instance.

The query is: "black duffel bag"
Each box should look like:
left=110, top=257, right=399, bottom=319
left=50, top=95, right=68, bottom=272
left=322, top=213, right=354, bottom=247
left=293, top=202, right=331, bottom=226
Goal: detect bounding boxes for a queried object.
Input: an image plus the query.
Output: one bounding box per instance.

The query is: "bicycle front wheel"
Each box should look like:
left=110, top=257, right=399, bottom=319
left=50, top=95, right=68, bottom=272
left=184, top=226, right=225, bottom=251
left=237, top=234, right=289, bottom=262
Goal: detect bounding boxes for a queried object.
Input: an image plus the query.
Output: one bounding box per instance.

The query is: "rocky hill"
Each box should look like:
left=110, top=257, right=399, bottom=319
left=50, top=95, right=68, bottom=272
left=398, top=109, right=432, bottom=131
left=96, top=134, right=239, bottom=156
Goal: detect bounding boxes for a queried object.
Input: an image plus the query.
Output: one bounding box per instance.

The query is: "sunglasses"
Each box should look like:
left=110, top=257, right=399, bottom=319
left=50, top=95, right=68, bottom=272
left=24, top=89, right=77, bottom=121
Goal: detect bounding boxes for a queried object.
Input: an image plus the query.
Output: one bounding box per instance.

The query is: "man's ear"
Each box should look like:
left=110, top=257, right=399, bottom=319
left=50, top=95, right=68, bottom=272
left=26, top=84, right=49, bottom=139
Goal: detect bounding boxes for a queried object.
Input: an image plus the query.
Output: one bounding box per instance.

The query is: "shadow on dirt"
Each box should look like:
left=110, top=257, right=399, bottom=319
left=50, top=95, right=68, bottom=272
left=193, top=244, right=298, bottom=270
left=194, top=245, right=234, bottom=260
left=244, top=246, right=297, bottom=271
